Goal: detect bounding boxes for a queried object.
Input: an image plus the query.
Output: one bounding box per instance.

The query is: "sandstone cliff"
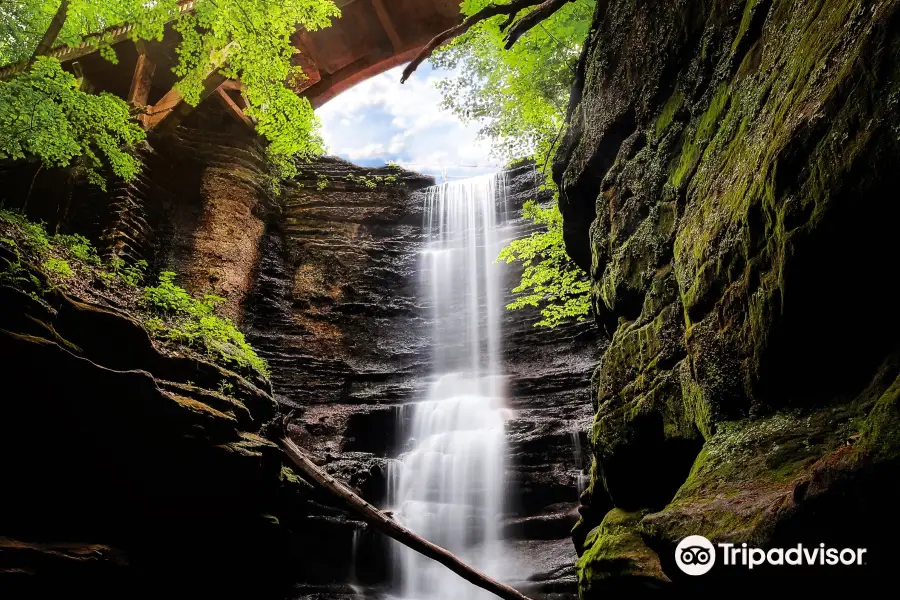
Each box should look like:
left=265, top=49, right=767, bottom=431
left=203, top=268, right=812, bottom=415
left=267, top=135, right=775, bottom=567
left=554, top=0, right=900, bottom=593
left=0, top=115, right=599, bottom=598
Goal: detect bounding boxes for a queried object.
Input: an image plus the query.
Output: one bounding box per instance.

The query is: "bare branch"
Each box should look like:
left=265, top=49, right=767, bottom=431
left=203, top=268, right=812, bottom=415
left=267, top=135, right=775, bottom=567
left=30, top=0, right=70, bottom=65
left=281, top=437, right=535, bottom=600
left=401, top=0, right=544, bottom=84
left=504, top=0, right=574, bottom=49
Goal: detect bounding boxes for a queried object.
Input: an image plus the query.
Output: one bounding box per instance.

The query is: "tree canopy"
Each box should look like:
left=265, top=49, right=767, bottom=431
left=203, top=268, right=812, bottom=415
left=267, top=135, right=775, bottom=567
left=0, top=0, right=340, bottom=184
left=425, top=0, right=595, bottom=327
left=430, top=0, right=594, bottom=164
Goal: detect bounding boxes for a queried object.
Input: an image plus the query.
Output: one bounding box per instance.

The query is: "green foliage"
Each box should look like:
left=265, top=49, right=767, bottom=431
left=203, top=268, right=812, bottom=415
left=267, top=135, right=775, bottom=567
left=1, top=208, right=269, bottom=377
left=497, top=200, right=590, bottom=328
left=0, top=0, right=177, bottom=66
left=54, top=232, right=100, bottom=264
left=143, top=271, right=269, bottom=377
left=41, top=256, right=71, bottom=279
left=435, top=1, right=595, bottom=327
left=432, top=0, right=594, bottom=164
left=105, top=254, right=146, bottom=286
left=173, top=0, right=341, bottom=165
left=0, top=57, right=145, bottom=187
left=316, top=174, right=328, bottom=191
left=2, top=0, right=341, bottom=185
left=0, top=208, right=51, bottom=253
left=345, top=172, right=400, bottom=188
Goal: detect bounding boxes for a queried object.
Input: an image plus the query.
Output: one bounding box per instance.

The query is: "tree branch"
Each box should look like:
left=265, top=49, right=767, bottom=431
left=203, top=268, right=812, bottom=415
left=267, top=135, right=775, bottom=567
left=281, top=437, right=534, bottom=600
left=401, top=0, right=575, bottom=83
left=401, top=0, right=544, bottom=84
left=504, top=0, right=575, bottom=49
left=30, top=0, right=70, bottom=65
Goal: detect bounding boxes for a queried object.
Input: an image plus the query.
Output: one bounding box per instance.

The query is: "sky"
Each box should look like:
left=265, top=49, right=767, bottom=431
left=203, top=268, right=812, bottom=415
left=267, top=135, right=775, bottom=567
left=316, top=62, right=502, bottom=182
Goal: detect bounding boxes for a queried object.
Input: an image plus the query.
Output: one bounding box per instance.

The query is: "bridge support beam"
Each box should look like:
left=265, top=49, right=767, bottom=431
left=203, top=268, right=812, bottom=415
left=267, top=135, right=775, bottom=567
left=128, top=44, right=156, bottom=128
left=372, top=0, right=403, bottom=51
left=146, top=43, right=235, bottom=134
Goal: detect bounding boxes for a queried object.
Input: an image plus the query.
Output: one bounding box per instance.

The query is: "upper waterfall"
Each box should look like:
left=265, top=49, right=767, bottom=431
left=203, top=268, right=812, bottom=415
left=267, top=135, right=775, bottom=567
left=389, top=172, right=512, bottom=600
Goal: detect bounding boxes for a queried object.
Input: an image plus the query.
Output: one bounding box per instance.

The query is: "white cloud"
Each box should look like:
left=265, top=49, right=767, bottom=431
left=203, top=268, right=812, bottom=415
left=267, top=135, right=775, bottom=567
left=317, top=64, right=501, bottom=180
left=343, top=143, right=386, bottom=160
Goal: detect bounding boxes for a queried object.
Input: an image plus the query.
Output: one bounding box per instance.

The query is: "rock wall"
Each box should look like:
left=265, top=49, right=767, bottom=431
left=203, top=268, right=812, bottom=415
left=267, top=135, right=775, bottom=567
left=554, top=0, right=900, bottom=593
left=243, top=162, right=601, bottom=596
left=0, top=247, right=323, bottom=598
left=0, top=121, right=600, bottom=598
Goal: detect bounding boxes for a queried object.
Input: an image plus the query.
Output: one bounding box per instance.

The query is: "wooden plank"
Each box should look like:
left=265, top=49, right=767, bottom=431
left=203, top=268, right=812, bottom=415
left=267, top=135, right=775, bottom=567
left=371, top=0, right=404, bottom=52
left=220, top=79, right=243, bottom=91
left=146, top=42, right=235, bottom=133
left=128, top=49, right=156, bottom=106
left=146, top=71, right=228, bottom=132
left=70, top=61, right=94, bottom=93
left=128, top=45, right=157, bottom=128
left=281, top=437, right=534, bottom=600
left=214, top=87, right=254, bottom=128
left=30, top=0, right=70, bottom=64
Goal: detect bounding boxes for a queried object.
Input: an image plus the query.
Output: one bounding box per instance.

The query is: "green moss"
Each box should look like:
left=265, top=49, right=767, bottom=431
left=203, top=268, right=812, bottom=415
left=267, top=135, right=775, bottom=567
left=577, top=509, right=665, bottom=592
left=731, top=0, right=763, bottom=55
left=654, top=90, right=684, bottom=139
left=679, top=361, right=712, bottom=440
left=669, top=82, right=731, bottom=190
left=861, top=374, right=900, bottom=459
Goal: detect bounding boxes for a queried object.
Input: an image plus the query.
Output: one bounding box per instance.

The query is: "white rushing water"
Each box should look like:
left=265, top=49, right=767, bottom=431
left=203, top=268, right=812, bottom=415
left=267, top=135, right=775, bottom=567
left=388, top=173, right=510, bottom=600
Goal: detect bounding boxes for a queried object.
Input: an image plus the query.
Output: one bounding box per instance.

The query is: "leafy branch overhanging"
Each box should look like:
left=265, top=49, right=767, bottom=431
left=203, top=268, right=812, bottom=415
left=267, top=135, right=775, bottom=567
left=401, top=0, right=576, bottom=83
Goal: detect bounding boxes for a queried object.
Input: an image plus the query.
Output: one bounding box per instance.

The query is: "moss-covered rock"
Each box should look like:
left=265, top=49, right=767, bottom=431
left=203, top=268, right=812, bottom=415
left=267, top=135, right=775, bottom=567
left=0, top=233, right=333, bottom=597
left=576, top=509, right=669, bottom=596
left=556, top=0, right=900, bottom=590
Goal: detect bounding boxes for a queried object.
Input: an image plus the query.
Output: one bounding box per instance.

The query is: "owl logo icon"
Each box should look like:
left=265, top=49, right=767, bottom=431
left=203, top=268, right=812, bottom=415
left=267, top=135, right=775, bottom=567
left=675, top=535, right=716, bottom=575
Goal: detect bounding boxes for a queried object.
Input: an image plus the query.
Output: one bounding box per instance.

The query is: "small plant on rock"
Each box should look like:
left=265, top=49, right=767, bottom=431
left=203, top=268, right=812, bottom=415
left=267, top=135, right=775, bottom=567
left=42, top=257, right=73, bottom=281
left=142, top=271, right=269, bottom=377
left=106, top=255, right=148, bottom=287
left=55, top=233, right=101, bottom=266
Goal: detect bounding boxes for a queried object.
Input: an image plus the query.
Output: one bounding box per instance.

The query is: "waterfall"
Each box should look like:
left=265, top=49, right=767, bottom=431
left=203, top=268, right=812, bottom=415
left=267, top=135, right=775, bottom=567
left=389, top=173, right=510, bottom=600
left=571, top=430, right=589, bottom=497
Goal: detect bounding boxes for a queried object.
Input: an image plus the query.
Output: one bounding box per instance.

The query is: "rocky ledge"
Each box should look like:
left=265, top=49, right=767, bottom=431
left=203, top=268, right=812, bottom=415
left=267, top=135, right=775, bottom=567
left=0, top=227, right=348, bottom=598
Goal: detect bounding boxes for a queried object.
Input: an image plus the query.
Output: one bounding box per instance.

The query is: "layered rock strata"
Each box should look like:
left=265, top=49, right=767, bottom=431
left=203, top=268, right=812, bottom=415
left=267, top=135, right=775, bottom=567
left=554, top=0, right=900, bottom=593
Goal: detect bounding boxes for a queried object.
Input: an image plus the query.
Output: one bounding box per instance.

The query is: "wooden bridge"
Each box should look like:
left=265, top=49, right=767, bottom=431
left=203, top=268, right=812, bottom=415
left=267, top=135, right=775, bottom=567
left=1, top=0, right=461, bottom=132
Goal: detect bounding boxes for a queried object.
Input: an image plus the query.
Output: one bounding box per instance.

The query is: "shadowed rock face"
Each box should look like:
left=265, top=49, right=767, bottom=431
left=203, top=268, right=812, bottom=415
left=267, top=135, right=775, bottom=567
left=244, top=162, right=601, bottom=596
left=0, top=126, right=599, bottom=597
left=554, top=0, right=900, bottom=594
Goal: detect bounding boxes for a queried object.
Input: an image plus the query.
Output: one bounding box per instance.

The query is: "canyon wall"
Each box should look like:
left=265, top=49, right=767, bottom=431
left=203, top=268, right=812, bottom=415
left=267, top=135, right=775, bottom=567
left=1, top=115, right=598, bottom=597
left=554, top=0, right=900, bottom=593
left=243, top=161, right=602, bottom=596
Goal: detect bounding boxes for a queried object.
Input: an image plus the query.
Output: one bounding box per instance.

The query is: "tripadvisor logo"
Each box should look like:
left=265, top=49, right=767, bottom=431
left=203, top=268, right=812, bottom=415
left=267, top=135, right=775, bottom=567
left=675, top=535, right=868, bottom=576
left=676, top=535, right=716, bottom=575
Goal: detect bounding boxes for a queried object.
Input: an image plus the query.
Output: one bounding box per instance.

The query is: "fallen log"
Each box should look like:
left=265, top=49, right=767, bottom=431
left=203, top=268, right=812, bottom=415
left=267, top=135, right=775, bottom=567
left=280, top=437, right=534, bottom=600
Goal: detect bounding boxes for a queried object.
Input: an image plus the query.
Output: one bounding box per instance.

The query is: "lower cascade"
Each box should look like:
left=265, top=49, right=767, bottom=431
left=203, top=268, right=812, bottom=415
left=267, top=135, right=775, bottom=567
left=389, top=173, right=510, bottom=600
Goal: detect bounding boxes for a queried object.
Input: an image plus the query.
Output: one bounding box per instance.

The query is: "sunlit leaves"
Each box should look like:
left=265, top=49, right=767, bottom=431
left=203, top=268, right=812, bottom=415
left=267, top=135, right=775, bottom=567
left=1, top=0, right=341, bottom=184
left=432, top=0, right=594, bottom=164
left=497, top=199, right=590, bottom=328
left=437, top=1, right=595, bottom=327
left=173, top=0, right=340, bottom=163
left=0, top=57, right=145, bottom=187
left=0, top=0, right=180, bottom=66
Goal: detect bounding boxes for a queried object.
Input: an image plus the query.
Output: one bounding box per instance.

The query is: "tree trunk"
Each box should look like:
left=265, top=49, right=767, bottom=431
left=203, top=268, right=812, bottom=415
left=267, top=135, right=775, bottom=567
left=280, top=437, right=534, bottom=600
left=30, top=0, right=70, bottom=65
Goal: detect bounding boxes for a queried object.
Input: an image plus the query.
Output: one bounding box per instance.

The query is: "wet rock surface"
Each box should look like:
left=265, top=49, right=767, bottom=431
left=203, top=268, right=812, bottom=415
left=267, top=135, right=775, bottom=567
left=0, top=263, right=324, bottom=598
left=555, top=0, right=900, bottom=594
left=246, top=162, right=601, bottom=597
left=0, top=129, right=599, bottom=597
